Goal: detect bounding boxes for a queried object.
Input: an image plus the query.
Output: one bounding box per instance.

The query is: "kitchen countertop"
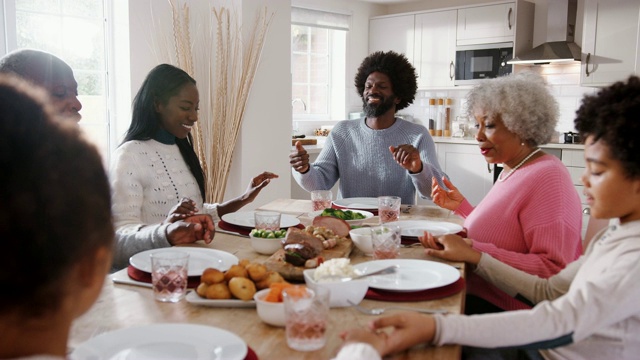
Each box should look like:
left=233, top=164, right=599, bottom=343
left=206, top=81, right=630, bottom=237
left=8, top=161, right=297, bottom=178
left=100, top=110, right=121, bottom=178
left=430, top=136, right=584, bottom=150
left=296, top=135, right=584, bottom=153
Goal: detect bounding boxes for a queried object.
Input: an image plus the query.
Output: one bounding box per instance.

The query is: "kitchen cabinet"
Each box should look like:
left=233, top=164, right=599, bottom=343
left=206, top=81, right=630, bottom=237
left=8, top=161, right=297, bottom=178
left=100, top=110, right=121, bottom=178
left=369, top=14, right=415, bottom=61
left=581, top=0, right=640, bottom=86
left=414, top=10, right=457, bottom=88
left=456, top=1, right=534, bottom=56
left=561, top=149, right=590, bottom=238
left=457, top=3, right=515, bottom=45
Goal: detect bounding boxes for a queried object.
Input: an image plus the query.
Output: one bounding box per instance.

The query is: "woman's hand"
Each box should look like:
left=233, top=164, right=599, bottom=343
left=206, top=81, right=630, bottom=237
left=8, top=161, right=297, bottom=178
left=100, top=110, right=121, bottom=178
left=431, top=177, right=464, bottom=211
left=166, top=214, right=215, bottom=245
left=290, top=141, right=310, bottom=173
left=389, top=144, right=422, bottom=174
left=420, top=232, right=481, bottom=265
left=340, top=312, right=436, bottom=357
left=163, top=197, right=198, bottom=224
left=243, top=171, right=279, bottom=202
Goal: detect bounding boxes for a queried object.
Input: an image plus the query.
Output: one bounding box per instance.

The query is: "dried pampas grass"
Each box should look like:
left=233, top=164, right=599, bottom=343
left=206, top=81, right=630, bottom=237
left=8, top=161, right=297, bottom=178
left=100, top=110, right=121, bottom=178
left=154, top=1, right=273, bottom=203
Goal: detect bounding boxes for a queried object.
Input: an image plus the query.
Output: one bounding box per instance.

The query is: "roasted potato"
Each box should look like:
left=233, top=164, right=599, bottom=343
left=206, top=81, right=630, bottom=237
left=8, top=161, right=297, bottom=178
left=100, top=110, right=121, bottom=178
left=228, top=277, right=256, bottom=301
left=205, top=282, right=232, bottom=300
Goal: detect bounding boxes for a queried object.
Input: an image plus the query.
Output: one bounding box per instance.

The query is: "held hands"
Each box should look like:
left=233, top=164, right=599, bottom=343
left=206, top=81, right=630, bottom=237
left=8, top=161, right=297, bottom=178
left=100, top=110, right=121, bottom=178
left=290, top=141, right=310, bottom=173
left=243, top=171, right=279, bottom=202
left=419, top=232, right=481, bottom=265
left=163, top=197, right=198, bottom=224
left=389, top=144, right=423, bottom=173
left=166, top=214, right=215, bottom=246
left=431, top=177, right=465, bottom=211
left=339, top=312, right=436, bottom=357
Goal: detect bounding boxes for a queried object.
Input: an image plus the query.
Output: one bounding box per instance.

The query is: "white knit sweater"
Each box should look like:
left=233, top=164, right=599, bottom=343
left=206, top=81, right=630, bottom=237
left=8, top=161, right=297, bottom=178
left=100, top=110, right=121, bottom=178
left=109, top=139, right=218, bottom=269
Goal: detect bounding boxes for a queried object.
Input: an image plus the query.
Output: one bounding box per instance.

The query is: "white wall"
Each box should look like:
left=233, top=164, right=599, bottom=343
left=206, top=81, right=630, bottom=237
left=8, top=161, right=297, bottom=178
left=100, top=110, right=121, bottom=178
left=127, top=0, right=291, bottom=209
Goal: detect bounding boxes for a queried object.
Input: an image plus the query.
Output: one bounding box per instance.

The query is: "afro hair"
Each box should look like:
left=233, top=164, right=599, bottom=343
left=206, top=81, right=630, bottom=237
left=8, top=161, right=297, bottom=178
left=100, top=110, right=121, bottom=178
left=574, top=75, right=640, bottom=179
left=354, top=51, right=417, bottom=111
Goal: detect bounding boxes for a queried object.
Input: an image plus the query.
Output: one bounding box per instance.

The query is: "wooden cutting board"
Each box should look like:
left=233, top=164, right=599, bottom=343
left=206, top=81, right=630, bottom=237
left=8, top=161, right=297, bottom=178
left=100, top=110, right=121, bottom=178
left=264, top=238, right=354, bottom=282
left=291, top=138, right=317, bottom=146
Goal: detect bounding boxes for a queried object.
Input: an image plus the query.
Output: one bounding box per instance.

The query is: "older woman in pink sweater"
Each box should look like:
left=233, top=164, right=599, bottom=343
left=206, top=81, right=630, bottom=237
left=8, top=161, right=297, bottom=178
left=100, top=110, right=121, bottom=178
left=423, top=72, right=582, bottom=313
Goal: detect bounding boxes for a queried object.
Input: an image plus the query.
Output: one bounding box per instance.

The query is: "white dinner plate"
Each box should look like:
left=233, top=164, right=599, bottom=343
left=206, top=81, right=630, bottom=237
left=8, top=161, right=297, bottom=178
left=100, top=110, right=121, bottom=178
left=70, top=323, right=247, bottom=360
left=353, top=259, right=460, bottom=292
left=393, top=220, right=463, bottom=238
left=331, top=197, right=379, bottom=210
left=185, top=291, right=256, bottom=308
left=129, top=248, right=238, bottom=277
left=221, top=211, right=300, bottom=229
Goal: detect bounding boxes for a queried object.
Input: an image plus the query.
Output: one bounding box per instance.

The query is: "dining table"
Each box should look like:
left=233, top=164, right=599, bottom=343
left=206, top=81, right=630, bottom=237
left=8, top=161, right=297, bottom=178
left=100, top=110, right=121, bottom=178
left=69, top=199, right=467, bottom=360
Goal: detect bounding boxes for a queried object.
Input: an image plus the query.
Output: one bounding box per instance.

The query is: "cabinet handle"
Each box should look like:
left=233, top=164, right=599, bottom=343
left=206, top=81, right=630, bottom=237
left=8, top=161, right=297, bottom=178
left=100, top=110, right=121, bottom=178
left=585, top=53, right=591, bottom=77
left=449, top=61, right=455, bottom=80
left=583, top=207, right=590, bottom=215
left=487, top=163, right=492, bottom=173
left=508, top=7, right=513, bottom=30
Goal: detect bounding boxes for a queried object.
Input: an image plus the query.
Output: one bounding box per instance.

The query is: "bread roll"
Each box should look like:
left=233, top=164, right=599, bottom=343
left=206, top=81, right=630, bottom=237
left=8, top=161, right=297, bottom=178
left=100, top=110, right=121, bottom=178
left=228, top=277, right=256, bottom=301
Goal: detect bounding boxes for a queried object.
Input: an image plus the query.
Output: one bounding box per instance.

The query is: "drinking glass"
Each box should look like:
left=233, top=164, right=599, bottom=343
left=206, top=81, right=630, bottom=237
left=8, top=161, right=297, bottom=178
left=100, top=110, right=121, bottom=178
left=378, top=196, right=401, bottom=223
left=311, top=190, right=333, bottom=211
left=283, top=286, right=330, bottom=352
left=151, top=251, right=189, bottom=303
left=254, top=211, right=281, bottom=231
left=371, top=225, right=401, bottom=260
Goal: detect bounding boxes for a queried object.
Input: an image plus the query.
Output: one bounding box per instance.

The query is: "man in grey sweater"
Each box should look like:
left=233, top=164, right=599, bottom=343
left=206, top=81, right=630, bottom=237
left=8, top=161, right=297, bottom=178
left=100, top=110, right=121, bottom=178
left=290, top=51, right=445, bottom=205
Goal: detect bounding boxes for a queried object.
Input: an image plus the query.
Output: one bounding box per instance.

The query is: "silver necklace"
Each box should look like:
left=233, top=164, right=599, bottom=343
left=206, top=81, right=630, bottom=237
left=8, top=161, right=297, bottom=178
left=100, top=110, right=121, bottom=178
left=498, top=148, right=542, bottom=182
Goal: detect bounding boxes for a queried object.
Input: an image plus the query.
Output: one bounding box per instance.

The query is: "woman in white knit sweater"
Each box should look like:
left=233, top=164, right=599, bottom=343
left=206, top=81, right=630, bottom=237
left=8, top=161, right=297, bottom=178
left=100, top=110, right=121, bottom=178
left=109, top=64, right=277, bottom=269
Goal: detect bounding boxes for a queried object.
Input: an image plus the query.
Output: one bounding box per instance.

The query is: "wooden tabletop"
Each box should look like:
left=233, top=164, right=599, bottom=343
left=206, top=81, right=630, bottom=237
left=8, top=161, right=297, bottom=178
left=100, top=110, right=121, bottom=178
left=69, top=199, right=465, bottom=360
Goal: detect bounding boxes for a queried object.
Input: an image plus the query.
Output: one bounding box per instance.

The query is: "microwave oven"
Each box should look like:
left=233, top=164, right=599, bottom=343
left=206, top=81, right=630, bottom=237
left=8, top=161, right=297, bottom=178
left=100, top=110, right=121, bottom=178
left=455, top=42, right=513, bottom=85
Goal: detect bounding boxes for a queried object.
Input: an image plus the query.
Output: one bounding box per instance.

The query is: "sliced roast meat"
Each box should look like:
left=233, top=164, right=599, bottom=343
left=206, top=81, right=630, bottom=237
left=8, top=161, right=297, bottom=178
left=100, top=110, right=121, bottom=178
left=283, top=227, right=325, bottom=253
left=312, top=216, right=351, bottom=237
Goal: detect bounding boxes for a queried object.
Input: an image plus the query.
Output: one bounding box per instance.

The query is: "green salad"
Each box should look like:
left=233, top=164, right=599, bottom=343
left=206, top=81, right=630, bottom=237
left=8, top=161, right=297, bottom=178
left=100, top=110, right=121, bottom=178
left=320, top=208, right=366, bottom=220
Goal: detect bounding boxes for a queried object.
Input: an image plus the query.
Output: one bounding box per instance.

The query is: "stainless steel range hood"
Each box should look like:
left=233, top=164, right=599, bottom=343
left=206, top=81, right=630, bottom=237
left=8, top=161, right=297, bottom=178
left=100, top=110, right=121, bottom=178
left=508, top=0, right=581, bottom=65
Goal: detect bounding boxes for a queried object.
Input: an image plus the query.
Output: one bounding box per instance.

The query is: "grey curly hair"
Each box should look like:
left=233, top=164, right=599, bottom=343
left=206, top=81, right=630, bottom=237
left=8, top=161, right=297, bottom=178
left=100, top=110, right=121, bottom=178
left=466, top=71, right=558, bottom=146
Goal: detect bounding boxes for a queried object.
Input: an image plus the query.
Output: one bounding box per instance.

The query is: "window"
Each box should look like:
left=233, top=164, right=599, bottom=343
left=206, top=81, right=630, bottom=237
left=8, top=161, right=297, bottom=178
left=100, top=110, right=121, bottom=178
left=291, top=7, right=348, bottom=121
left=2, top=0, right=113, bottom=162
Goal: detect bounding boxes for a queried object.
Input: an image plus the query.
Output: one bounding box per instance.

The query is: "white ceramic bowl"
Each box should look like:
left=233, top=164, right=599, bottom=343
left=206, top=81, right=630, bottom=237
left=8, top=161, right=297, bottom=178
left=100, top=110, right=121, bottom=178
left=253, top=288, right=285, bottom=327
left=250, top=234, right=283, bottom=255
left=309, top=208, right=374, bottom=227
left=349, top=227, right=373, bottom=256
left=303, top=269, right=369, bottom=307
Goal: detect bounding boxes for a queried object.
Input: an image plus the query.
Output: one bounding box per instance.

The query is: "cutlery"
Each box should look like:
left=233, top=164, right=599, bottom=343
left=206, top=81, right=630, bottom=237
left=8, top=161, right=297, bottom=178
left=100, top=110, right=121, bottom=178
left=347, top=300, right=448, bottom=315
left=322, top=265, right=399, bottom=282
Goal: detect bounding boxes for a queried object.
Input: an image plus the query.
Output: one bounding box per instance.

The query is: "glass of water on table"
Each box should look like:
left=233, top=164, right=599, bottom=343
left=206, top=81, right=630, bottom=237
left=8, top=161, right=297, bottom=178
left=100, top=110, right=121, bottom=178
left=378, top=196, right=401, bottom=223
left=311, top=190, right=333, bottom=211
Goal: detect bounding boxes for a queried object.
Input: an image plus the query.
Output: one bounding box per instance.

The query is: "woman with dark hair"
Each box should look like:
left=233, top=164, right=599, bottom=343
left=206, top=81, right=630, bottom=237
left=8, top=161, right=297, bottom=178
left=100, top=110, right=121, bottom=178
left=289, top=51, right=445, bottom=205
left=0, top=75, right=113, bottom=358
left=110, top=64, right=277, bottom=269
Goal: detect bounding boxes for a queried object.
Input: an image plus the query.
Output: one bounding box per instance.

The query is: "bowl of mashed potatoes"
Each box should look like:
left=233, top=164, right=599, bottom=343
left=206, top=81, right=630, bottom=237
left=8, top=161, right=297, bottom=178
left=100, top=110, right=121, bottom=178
left=303, top=258, right=369, bottom=307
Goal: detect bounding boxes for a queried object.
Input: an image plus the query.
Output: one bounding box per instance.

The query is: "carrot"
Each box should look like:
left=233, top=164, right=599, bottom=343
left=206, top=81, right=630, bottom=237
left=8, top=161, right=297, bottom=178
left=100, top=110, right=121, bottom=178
left=264, top=282, right=295, bottom=303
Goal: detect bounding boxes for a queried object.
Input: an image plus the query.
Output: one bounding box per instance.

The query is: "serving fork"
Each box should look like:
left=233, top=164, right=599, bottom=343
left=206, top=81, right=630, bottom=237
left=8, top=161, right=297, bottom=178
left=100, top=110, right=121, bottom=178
left=347, top=300, right=448, bottom=315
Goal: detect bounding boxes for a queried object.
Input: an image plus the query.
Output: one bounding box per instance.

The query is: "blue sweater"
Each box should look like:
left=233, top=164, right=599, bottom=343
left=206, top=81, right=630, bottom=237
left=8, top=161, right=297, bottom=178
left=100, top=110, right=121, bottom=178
left=292, top=118, right=446, bottom=204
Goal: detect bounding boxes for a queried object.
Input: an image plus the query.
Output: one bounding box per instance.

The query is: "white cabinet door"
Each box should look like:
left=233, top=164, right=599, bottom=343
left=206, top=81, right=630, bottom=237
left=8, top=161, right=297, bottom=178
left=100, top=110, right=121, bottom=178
left=457, top=3, right=515, bottom=46
left=439, top=143, right=493, bottom=207
left=414, top=10, right=457, bottom=88
left=369, top=15, right=415, bottom=62
left=581, top=0, right=640, bottom=86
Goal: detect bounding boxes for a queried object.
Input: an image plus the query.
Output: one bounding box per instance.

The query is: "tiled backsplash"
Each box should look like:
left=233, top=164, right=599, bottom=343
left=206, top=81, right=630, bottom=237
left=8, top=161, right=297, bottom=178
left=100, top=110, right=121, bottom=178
left=402, top=64, right=597, bottom=138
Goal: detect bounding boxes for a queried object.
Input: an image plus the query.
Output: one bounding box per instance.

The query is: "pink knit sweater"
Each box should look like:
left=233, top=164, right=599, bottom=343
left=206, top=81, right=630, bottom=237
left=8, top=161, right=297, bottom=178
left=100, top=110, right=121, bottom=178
left=455, top=154, right=582, bottom=311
